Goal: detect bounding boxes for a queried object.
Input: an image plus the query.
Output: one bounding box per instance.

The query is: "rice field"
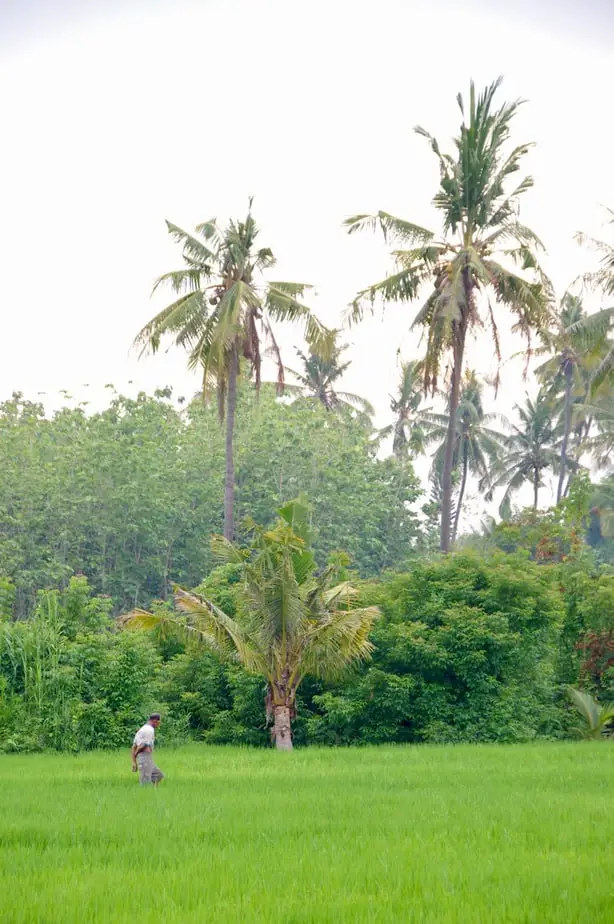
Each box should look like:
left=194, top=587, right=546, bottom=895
left=1, top=742, right=612, bottom=923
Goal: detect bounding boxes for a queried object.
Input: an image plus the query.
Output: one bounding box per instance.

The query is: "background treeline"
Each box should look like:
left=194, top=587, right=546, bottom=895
left=0, top=386, right=423, bottom=618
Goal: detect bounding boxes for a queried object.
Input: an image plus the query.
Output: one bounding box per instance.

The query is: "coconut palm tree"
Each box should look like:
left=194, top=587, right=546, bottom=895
left=134, top=203, right=329, bottom=540
left=378, top=359, right=433, bottom=459
left=345, top=78, right=551, bottom=551
left=122, top=500, right=378, bottom=750
left=286, top=333, right=373, bottom=419
left=534, top=294, right=603, bottom=502
left=587, top=402, right=614, bottom=468
left=485, top=390, right=561, bottom=515
left=423, top=371, right=508, bottom=541
left=572, top=209, right=614, bottom=392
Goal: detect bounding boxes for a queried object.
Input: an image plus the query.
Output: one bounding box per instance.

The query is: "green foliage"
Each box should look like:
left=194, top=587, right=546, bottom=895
left=0, top=577, right=159, bottom=752
left=307, top=551, right=563, bottom=744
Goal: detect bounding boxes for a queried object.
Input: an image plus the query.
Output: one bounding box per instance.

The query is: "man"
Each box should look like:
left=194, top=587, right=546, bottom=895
left=131, top=713, right=164, bottom=786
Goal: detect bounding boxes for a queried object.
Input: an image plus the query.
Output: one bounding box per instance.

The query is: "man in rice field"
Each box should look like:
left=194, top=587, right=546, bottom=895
left=131, top=713, right=164, bottom=786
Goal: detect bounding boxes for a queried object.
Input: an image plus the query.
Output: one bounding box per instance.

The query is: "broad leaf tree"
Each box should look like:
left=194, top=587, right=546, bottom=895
left=345, top=78, right=551, bottom=550
left=135, top=203, right=329, bottom=540
left=124, top=501, right=378, bottom=750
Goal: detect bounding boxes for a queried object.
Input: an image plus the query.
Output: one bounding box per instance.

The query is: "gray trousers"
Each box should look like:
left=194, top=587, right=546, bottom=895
left=136, top=751, right=164, bottom=785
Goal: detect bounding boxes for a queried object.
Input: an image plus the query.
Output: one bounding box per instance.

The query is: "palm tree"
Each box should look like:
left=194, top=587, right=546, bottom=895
left=123, top=501, right=378, bottom=750
left=485, top=390, right=561, bottom=515
left=534, top=294, right=602, bottom=502
left=286, top=332, right=373, bottom=418
left=379, top=359, right=432, bottom=459
left=586, top=401, right=614, bottom=468
left=135, top=203, right=329, bottom=540
left=345, top=77, right=551, bottom=551
left=423, top=371, right=508, bottom=541
left=572, top=209, right=614, bottom=392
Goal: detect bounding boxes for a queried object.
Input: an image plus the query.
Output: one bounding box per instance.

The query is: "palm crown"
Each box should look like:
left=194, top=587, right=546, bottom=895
left=135, top=203, right=330, bottom=539
left=286, top=332, right=373, bottom=418
left=136, top=204, right=329, bottom=405
left=486, top=390, right=562, bottom=516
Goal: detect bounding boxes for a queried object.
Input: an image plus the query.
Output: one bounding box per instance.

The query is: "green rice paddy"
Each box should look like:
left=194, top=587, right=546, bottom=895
left=1, top=742, right=612, bottom=922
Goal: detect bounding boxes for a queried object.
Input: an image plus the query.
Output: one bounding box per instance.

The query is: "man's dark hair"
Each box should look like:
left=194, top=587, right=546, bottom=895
left=149, top=713, right=161, bottom=721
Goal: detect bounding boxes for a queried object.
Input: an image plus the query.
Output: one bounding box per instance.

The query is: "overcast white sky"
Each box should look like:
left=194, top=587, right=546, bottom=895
left=1, top=0, right=613, bottom=517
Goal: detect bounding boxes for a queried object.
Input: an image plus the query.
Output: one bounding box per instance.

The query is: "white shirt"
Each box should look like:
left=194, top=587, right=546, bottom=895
left=133, top=723, right=155, bottom=749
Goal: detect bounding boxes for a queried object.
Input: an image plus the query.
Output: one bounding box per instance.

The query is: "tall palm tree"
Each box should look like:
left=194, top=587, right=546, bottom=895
left=534, top=294, right=602, bottom=502
left=135, top=203, right=329, bottom=540
left=485, top=390, right=561, bottom=515
left=123, top=501, right=378, bottom=750
left=422, top=372, right=508, bottom=541
left=345, top=77, right=551, bottom=551
left=379, top=359, right=432, bottom=459
left=286, top=332, right=373, bottom=418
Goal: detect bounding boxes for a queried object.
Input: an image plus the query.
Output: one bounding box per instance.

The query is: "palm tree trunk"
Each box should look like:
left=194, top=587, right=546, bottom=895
left=557, top=363, right=573, bottom=504
left=452, top=449, right=468, bottom=543
left=224, top=348, right=238, bottom=541
left=272, top=704, right=293, bottom=751
left=441, top=323, right=467, bottom=552
left=533, top=470, right=539, bottom=510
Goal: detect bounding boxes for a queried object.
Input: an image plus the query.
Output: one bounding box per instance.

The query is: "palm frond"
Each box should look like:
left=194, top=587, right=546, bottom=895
left=344, top=211, right=434, bottom=246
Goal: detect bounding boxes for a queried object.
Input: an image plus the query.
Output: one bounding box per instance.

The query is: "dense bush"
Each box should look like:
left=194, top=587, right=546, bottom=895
left=2, top=542, right=613, bottom=752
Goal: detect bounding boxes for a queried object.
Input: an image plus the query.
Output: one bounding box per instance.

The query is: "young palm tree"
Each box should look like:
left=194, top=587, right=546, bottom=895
left=123, top=501, right=378, bottom=750
left=485, top=390, right=561, bottom=515
left=534, top=294, right=602, bottom=502
left=345, top=78, right=551, bottom=551
left=135, top=203, right=329, bottom=540
left=286, top=332, right=374, bottom=419
left=423, top=372, right=508, bottom=541
left=567, top=687, right=614, bottom=740
left=378, top=359, right=432, bottom=459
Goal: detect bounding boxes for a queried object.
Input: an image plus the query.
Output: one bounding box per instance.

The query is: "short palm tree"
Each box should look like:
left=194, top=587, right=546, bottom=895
left=135, top=203, right=329, bottom=540
left=486, top=390, right=561, bottom=515
left=286, top=332, right=373, bottom=418
left=122, top=501, right=378, bottom=750
left=345, top=78, right=551, bottom=551
left=423, top=371, right=508, bottom=541
left=535, top=294, right=603, bottom=502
